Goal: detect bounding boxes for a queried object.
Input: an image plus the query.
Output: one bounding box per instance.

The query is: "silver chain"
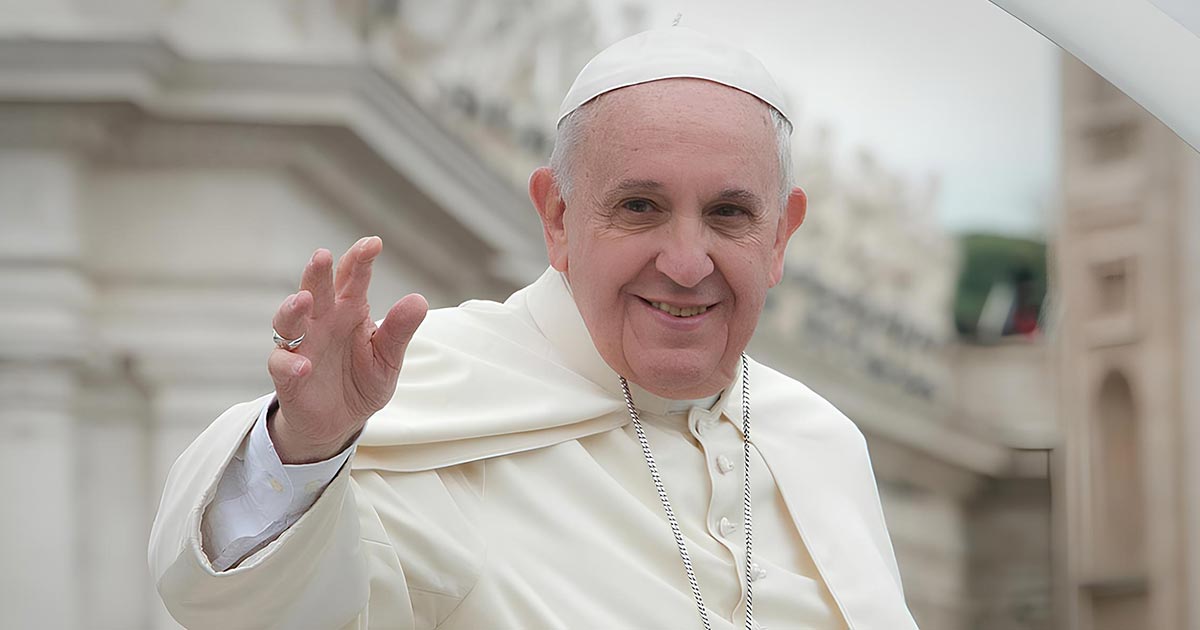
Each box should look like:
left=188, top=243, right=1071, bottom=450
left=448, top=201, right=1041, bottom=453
left=619, top=353, right=754, bottom=630
left=740, top=354, right=753, bottom=628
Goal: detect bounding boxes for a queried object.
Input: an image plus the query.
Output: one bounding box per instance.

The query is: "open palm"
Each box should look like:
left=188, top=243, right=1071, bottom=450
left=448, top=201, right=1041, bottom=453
left=266, top=237, right=428, bottom=463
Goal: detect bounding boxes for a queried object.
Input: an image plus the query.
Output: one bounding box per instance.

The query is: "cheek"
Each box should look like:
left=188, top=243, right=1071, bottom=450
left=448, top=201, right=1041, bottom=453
left=721, top=251, right=774, bottom=315
left=568, top=238, right=634, bottom=316
left=573, top=230, right=651, bottom=277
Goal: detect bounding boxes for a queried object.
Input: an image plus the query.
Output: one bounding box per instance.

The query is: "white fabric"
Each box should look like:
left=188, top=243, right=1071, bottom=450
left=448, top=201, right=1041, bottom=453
left=150, top=268, right=917, bottom=629
left=203, top=393, right=720, bottom=572
left=202, top=395, right=354, bottom=571
left=666, top=393, right=720, bottom=415
left=556, top=26, right=792, bottom=126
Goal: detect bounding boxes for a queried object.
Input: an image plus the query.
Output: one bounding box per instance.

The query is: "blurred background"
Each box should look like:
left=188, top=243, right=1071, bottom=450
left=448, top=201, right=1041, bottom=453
left=1, top=1, right=1198, bottom=629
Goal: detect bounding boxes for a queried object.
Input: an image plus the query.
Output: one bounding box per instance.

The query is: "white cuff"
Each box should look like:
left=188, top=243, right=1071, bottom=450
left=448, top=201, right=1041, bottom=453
left=250, top=397, right=356, bottom=518
left=202, top=395, right=357, bottom=571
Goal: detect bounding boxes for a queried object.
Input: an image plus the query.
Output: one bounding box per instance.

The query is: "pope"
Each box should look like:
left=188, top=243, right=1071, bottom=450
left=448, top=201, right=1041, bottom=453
left=150, top=27, right=919, bottom=629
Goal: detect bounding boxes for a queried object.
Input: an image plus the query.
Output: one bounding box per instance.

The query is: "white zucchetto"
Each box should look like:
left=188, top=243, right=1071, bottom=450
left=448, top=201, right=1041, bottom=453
left=556, top=26, right=791, bottom=128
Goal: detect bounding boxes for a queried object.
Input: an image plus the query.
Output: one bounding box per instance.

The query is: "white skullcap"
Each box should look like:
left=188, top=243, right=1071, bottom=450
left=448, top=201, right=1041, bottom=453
left=556, top=26, right=791, bottom=128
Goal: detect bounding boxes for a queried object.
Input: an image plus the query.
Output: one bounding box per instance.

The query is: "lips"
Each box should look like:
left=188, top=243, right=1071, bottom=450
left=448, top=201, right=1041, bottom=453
left=646, top=300, right=711, bottom=318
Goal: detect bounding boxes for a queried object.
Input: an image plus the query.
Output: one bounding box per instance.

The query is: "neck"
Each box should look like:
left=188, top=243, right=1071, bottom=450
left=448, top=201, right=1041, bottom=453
left=625, top=371, right=729, bottom=396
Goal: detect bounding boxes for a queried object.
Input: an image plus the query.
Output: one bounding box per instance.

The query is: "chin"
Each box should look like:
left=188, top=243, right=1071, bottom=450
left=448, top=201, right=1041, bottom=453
left=627, top=348, right=731, bottom=399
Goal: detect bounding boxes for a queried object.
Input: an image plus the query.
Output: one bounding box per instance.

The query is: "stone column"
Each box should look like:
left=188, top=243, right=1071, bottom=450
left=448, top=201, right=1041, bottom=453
left=81, top=163, right=294, bottom=628
left=0, top=149, right=87, bottom=630
left=75, top=354, right=156, bottom=630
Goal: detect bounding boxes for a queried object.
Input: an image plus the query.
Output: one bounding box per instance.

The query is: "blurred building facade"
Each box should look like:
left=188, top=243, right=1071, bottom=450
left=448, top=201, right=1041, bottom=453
left=755, top=133, right=1055, bottom=630
left=1, top=2, right=1054, bottom=629
left=0, top=3, right=554, bottom=628
left=1055, top=53, right=1200, bottom=630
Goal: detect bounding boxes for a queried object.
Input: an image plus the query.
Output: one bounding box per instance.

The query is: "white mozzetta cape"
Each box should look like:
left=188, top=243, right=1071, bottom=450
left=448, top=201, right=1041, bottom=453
left=150, top=268, right=917, bottom=629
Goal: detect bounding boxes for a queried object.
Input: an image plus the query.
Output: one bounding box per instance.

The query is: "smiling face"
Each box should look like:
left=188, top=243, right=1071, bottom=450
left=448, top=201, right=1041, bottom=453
left=530, top=79, right=807, bottom=399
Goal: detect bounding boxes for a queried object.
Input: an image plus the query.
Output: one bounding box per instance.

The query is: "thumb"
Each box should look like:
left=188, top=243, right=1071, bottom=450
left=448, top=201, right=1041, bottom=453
left=372, top=293, right=429, bottom=371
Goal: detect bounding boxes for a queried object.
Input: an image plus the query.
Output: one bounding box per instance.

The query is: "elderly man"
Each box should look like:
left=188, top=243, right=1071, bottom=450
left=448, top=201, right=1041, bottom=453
left=150, top=27, right=917, bottom=629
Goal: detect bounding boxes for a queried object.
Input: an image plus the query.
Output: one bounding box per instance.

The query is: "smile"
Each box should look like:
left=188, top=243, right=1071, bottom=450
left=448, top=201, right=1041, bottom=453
left=648, top=301, right=710, bottom=318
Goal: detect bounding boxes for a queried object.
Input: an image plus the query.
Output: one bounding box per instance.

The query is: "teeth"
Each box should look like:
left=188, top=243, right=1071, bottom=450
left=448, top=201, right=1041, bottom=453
left=649, top=301, right=709, bottom=317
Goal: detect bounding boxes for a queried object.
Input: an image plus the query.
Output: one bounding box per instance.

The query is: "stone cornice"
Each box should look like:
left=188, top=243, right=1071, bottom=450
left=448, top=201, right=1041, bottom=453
left=0, top=36, right=546, bottom=291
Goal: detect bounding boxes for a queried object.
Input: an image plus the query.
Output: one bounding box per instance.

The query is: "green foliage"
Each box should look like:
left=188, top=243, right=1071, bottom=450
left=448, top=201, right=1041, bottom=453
left=954, top=233, right=1048, bottom=336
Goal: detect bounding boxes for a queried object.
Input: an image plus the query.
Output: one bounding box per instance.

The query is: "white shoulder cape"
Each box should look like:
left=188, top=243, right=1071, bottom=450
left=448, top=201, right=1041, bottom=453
left=350, top=268, right=916, bottom=629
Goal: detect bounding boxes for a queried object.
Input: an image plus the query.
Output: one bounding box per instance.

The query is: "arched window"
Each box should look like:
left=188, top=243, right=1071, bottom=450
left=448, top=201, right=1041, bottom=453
left=1087, top=370, right=1148, bottom=630
left=1090, top=370, right=1144, bottom=576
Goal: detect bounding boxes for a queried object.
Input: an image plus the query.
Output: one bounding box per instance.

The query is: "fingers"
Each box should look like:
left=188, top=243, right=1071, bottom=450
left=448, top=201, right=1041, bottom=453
left=372, top=293, right=429, bottom=371
left=271, top=291, right=313, bottom=344
left=268, top=346, right=311, bottom=395
left=334, top=236, right=382, bottom=304
left=300, top=249, right=334, bottom=318
left=268, top=292, right=314, bottom=395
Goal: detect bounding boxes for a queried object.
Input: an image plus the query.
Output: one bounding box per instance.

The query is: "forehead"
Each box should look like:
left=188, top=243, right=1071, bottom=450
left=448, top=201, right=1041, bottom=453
left=576, top=79, right=779, bottom=193
left=587, top=78, right=774, bottom=140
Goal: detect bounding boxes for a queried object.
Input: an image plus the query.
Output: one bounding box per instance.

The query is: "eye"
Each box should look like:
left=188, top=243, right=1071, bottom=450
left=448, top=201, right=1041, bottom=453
left=711, top=205, right=749, bottom=218
left=622, top=199, right=654, bottom=213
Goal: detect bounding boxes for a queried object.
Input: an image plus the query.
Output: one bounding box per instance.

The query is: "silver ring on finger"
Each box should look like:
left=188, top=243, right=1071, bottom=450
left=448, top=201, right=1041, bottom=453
left=273, top=328, right=305, bottom=351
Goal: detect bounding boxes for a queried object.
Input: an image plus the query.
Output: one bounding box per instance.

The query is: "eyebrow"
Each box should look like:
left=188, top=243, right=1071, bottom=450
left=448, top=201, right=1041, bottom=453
left=712, top=187, right=765, bottom=210
left=602, top=179, right=765, bottom=210
left=605, top=178, right=663, bottom=197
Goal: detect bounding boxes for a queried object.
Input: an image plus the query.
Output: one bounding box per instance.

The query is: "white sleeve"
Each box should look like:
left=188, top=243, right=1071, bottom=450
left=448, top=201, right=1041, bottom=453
left=201, top=395, right=356, bottom=571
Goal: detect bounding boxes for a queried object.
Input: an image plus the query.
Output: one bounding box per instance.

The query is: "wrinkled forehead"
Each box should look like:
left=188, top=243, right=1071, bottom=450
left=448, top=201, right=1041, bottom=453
left=557, top=26, right=791, bottom=131
left=584, top=78, right=777, bottom=137
left=574, top=80, right=782, bottom=195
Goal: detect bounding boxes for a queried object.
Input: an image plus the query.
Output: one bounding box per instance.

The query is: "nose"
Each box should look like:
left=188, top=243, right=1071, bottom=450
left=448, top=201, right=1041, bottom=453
left=654, top=217, right=714, bottom=288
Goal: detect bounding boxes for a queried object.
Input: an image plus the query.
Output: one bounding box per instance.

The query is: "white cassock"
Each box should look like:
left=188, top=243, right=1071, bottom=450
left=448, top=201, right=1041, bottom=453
left=149, top=268, right=918, bottom=629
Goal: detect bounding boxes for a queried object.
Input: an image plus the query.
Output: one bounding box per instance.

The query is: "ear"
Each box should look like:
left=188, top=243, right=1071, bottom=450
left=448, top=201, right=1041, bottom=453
left=768, top=186, right=808, bottom=287
left=529, top=166, right=570, bottom=273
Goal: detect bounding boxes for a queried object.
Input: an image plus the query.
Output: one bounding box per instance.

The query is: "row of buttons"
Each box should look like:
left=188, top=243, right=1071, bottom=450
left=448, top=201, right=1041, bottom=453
left=716, top=516, right=769, bottom=581
left=267, top=476, right=325, bottom=494
left=689, top=408, right=768, bottom=590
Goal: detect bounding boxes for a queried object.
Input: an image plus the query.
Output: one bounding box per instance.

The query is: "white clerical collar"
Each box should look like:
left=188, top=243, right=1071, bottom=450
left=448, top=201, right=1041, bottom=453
left=665, top=394, right=721, bottom=416
left=523, top=267, right=740, bottom=421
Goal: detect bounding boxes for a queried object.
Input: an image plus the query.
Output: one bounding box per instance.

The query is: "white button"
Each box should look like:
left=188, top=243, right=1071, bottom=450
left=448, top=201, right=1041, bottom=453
left=693, top=417, right=718, bottom=437
left=269, top=477, right=284, bottom=493
left=717, top=455, right=734, bottom=474
left=719, top=517, right=735, bottom=537
left=750, top=562, right=768, bottom=581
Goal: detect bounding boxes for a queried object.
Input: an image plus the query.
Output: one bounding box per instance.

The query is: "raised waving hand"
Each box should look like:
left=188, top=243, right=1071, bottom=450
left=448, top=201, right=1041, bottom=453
left=266, top=236, right=428, bottom=463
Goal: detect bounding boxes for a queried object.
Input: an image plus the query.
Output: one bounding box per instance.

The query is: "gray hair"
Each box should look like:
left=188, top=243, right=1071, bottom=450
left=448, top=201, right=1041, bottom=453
left=549, top=95, right=795, bottom=207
